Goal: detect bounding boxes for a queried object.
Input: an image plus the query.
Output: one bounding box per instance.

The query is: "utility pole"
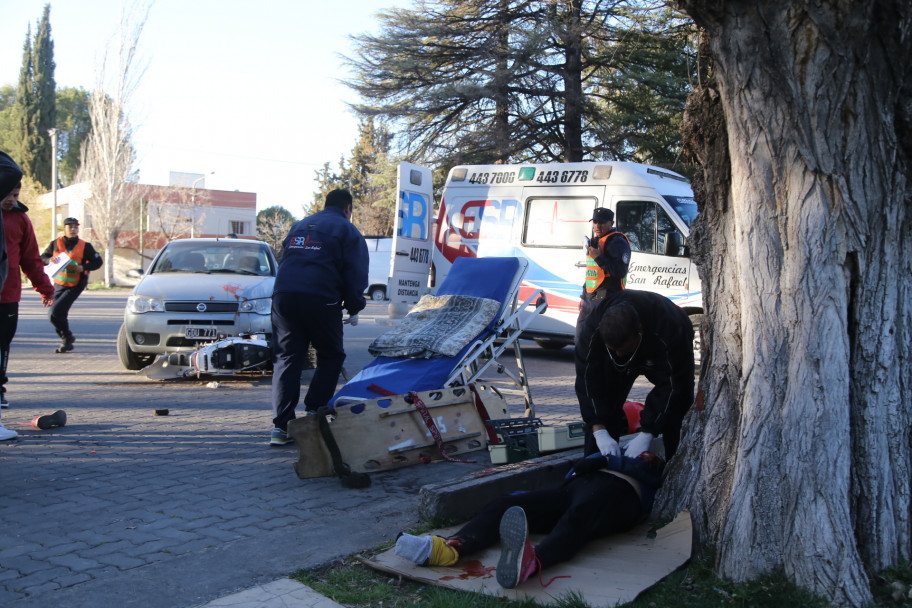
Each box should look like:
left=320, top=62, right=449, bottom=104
left=48, top=128, right=58, bottom=241
left=139, top=197, right=145, bottom=270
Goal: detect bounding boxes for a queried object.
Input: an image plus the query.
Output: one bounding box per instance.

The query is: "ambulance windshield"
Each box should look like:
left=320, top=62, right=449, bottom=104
left=662, top=195, right=698, bottom=228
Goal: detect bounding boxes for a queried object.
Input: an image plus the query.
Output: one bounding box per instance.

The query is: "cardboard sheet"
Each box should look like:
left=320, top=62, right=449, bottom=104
left=362, top=510, right=691, bottom=607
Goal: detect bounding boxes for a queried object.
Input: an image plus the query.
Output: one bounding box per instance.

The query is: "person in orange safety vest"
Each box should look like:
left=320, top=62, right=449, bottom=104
left=576, top=207, right=630, bottom=343
left=40, top=217, right=103, bottom=353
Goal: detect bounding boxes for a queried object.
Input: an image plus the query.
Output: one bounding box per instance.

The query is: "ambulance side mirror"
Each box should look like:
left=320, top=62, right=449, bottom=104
left=664, top=231, right=684, bottom=257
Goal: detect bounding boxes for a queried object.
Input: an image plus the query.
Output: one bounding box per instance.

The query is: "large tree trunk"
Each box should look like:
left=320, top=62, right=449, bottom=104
left=656, top=2, right=912, bottom=606
left=561, top=0, right=585, bottom=162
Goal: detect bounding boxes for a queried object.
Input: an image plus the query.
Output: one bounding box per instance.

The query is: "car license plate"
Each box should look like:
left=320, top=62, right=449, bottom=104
left=185, top=326, right=218, bottom=339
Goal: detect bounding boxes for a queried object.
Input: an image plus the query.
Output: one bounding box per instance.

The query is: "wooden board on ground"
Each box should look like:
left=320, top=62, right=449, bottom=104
left=287, top=384, right=508, bottom=479
left=362, top=510, right=692, bottom=607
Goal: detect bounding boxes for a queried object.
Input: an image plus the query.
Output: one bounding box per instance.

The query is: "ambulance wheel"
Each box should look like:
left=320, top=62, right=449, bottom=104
left=534, top=338, right=569, bottom=350
left=118, top=324, right=156, bottom=370
left=369, top=286, right=386, bottom=301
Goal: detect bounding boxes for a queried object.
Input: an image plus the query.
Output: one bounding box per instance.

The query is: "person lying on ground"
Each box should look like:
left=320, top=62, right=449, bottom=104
left=394, top=449, right=665, bottom=589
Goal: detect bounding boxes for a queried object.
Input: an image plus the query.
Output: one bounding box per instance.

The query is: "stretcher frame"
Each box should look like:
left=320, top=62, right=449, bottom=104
left=289, top=257, right=548, bottom=479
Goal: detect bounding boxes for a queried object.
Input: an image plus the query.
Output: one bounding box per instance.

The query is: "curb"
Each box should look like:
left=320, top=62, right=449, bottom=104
left=419, top=449, right=583, bottom=522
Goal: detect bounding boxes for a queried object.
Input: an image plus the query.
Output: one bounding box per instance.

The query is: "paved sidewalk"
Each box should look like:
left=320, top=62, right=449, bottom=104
left=1, top=291, right=607, bottom=607
left=194, top=579, right=343, bottom=608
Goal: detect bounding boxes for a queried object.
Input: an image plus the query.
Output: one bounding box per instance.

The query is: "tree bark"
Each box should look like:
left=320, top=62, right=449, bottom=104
left=656, top=2, right=912, bottom=606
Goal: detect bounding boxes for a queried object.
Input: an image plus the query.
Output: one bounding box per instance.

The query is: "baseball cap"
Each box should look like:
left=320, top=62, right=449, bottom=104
left=63, top=217, right=80, bottom=226
left=590, top=208, right=614, bottom=223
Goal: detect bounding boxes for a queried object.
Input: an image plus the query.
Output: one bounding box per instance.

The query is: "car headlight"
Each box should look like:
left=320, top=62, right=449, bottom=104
left=127, top=295, right=165, bottom=313
left=238, top=297, right=272, bottom=315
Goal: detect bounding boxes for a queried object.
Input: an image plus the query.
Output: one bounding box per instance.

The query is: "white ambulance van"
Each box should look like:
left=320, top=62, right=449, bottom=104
left=363, top=236, right=392, bottom=301
left=429, top=161, right=702, bottom=348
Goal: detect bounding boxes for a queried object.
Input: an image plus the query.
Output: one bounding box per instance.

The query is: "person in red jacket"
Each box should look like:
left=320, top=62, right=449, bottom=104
left=1, top=181, right=54, bottom=408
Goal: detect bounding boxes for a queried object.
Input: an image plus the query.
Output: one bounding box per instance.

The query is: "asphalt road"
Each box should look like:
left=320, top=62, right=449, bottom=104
left=0, top=289, right=587, bottom=607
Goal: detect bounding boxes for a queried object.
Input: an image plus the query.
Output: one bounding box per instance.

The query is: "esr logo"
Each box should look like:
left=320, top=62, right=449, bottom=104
left=447, top=198, right=521, bottom=243
left=397, top=191, right=429, bottom=239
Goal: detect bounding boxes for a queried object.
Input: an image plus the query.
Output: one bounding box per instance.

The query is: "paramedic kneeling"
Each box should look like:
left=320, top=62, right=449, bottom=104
left=269, top=189, right=369, bottom=446
left=575, top=290, right=694, bottom=461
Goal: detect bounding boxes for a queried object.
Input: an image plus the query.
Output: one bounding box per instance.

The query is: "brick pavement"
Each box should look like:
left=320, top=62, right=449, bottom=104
left=1, top=290, right=643, bottom=607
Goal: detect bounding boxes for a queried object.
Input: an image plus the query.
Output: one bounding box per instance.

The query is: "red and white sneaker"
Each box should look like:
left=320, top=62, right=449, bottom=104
left=496, top=506, right=538, bottom=589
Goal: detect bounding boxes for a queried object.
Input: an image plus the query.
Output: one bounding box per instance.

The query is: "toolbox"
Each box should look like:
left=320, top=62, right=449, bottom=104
left=486, top=418, right=543, bottom=464
left=537, top=421, right=586, bottom=452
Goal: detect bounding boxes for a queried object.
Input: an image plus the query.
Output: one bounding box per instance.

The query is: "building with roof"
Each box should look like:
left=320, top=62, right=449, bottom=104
left=36, top=180, right=257, bottom=285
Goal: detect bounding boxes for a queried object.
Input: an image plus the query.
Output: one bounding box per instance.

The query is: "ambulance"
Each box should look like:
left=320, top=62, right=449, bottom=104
left=387, top=161, right=702, bottom=349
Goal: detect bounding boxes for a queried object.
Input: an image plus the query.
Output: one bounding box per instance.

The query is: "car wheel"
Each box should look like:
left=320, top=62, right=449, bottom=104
left=369, top=286, right=386, bottom=301
left=534, top=338, right=568, bottom=350
left=117, top=324, right=156, bottom=371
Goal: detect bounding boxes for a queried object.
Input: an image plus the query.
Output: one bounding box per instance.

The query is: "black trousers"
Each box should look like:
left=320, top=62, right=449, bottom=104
left=49, top=283, right=85, bottom=338
left=271, top=292, right=345, bottom=431
left=0, top=302, right=18, bottom=395
left=452, top=473, right=642, bottom=570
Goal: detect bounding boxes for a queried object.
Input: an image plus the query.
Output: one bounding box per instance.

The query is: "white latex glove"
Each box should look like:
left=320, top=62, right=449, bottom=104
left=348, top=314, right=359, bottom=326
left=624, top=432, right=654, bottom=458
left=593, top=429, right=621, bottom=457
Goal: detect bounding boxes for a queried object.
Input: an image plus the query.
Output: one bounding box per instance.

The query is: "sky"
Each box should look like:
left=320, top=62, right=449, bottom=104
left=0, top=0, right=408, bottom=218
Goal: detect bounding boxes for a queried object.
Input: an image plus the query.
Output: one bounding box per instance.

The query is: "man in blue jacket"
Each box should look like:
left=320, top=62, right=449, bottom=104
left=269, top=189, right=369, bottom=446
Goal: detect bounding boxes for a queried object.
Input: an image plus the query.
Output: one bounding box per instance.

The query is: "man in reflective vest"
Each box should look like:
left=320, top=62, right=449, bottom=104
left=576, top=207, right=631, bottom=342
left=40, top=217, right=103, bottom=353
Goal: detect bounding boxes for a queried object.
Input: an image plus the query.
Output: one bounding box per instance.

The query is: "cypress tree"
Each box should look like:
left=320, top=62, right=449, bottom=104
left=14, top=26, right=35, bottom=173
left=32, top=4, right=57, bottom=190
left=13, top=5, right=57, bottom=190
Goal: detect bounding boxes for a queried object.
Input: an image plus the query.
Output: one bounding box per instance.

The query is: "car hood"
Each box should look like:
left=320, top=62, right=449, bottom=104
left=132, top=274, right=275, bottom=301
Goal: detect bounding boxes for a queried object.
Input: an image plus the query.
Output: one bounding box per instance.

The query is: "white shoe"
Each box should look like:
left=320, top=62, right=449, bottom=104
left=0, top=423, right=18, bottom=440
left=0, top=395, right=9, bottom=408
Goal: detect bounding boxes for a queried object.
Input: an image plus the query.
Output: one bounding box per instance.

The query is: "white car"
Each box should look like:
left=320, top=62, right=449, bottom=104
left=117, top=238, right=277, bottom=370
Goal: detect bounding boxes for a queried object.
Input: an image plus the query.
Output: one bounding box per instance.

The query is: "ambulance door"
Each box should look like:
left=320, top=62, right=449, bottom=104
left=518, top=185, right=605, bottom=336
left=613, top=197, right=691, bottom=302
left=388, top=162, right=433, bottom=318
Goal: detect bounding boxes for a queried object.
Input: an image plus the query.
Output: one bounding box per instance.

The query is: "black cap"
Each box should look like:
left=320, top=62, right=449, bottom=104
left=590, top=208, right=614, bottom=223
left=63, top=217, right=80, bottom=226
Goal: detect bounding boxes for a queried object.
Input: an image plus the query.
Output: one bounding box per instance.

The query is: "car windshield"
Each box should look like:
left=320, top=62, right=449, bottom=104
left=661, top=195, right=699, bottom=228
left=150, top=242, right=274, bottom=276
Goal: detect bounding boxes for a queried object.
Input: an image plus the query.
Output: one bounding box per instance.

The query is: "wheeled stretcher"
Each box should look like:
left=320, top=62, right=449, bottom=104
left=288, top=256, right=548, bottom=479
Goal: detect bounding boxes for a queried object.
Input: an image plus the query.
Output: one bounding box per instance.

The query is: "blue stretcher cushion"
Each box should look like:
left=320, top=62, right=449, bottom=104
left=330, top=257, right=521, bottom=405
left=437, top=257, right=519, bottom=330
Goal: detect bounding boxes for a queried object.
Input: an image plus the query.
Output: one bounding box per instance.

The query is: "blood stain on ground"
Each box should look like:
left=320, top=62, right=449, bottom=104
left=439, top=560, right=495, bottom=581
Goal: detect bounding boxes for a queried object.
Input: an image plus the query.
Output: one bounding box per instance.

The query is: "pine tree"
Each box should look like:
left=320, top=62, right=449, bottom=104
left=344, top=0, right=696, bottom=167
left=348, top=117, right=396, bottom=235
left=54, top=87, right=91, bottom=186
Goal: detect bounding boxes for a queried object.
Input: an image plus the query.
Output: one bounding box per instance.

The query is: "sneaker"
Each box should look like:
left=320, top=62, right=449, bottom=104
left=0, top=423, right=17, bottom=441
left=0, top=395, right=8, bottom=408
left=32, top=410, right=67, bottom=430
left=269, top=427, right=293, bottom=446
left=55, top=334, right=75, bottom=354
left=496, top=506, right=537, bottom=589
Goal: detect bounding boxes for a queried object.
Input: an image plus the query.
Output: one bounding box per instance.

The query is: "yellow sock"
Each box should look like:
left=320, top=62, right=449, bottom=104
left=428, top=536, right=460, bottom=566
